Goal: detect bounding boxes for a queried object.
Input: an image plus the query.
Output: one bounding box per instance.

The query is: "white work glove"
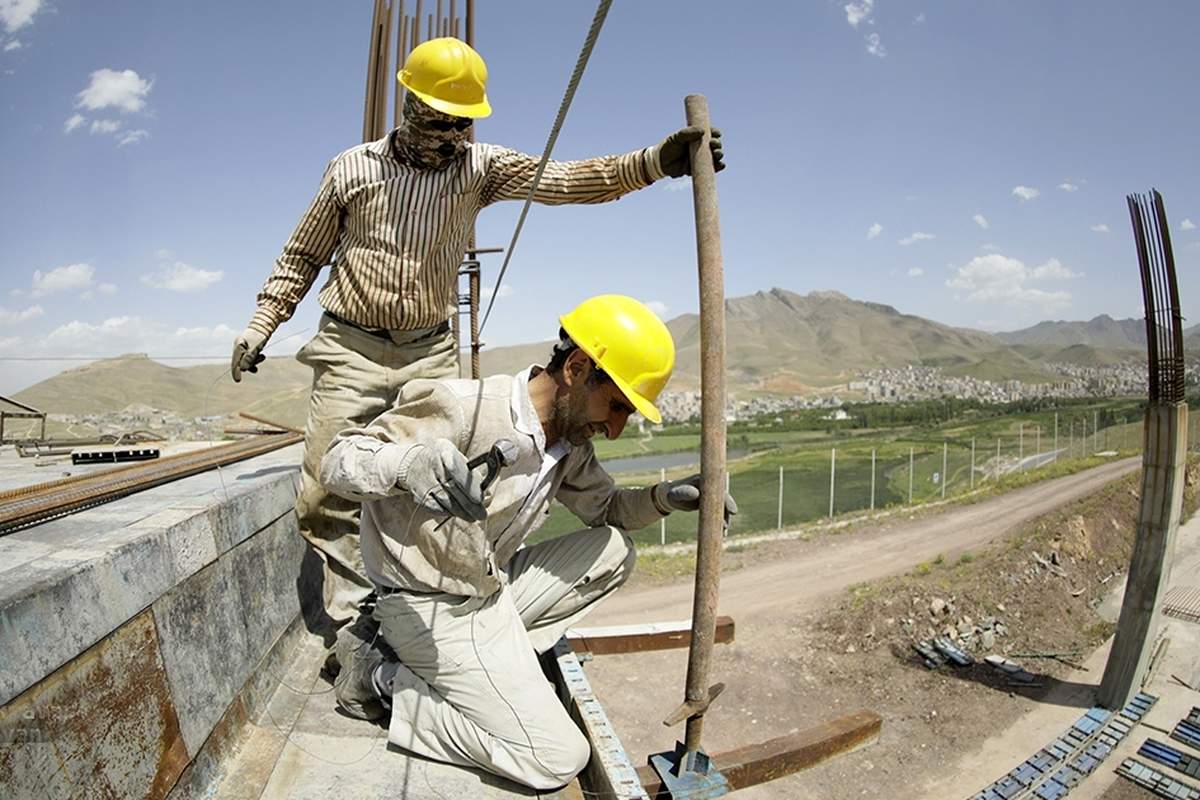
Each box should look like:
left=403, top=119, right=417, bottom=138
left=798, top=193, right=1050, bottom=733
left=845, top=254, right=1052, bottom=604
left=653, top=473, right=738, bottom=522
left=230, top=328, right=269, bottom=383
left=398, top=439, right=487, bottom=523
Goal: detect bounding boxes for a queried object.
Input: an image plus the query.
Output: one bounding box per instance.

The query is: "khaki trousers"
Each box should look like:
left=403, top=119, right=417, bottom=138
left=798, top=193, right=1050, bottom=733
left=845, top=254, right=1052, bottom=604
left=374, top=525, right=636, bottom=791
left=295, top=314, right=459, bottom=624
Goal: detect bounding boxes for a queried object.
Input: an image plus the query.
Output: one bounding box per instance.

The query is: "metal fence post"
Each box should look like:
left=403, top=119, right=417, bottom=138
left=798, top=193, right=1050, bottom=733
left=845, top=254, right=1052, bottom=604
left=1036, top=425, right=1041, bottom=467
left=829, top=447, right=836, bottom=519
left=941, top=441, right=947, bottom=499
left=1070, top=420, right=1074, bottom=459
left=870, top=449, right=876, bottom=511
left=1054, top=412, right=1059, bottom=462
left=1094, top=410, right=1099, bottom=453
left=1019, top=422, right=1024, bottom=471
left=777, top=465, right=783, bottom=529
left=908, top=446, right=914, bottom=503
left=660, top=467, right=667, bottom=545
left=970, top=438, right=975, bottom=489
left=996, top=438, right=1001, bottom=479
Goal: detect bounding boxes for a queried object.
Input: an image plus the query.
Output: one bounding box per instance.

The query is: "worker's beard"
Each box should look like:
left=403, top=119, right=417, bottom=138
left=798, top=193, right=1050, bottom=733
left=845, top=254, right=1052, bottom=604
left=393, top=93, right=471, bottom=170
left=551, top=382, right=600, bottom=447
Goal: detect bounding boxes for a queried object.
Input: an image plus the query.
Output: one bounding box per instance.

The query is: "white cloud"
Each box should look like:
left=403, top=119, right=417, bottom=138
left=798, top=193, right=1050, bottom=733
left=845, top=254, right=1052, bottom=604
left=1012, top=185, right=1040, bottom=201
left=0, top=0, right=42, bottom=34
left=480, top=283, right=514, bottom=301
left=980, top=243, right=1001, bottom=252
left=63, top=113, right=85, bottom=133
left=1090, top=224, right=1110, bottom=234
left=973, top=213, right=989, bottom=230
left=76, top=68, right=152, bottom=113
left=1030, top=258, right=1082, bottom=280
left=118, top=129, right=149, bottom=147
left=898, top=231, right=935, bottom=246
left=97, top=282, right=117, bottom=295
left=907, top=267, right=924, bottom=277
left=1058, top=182, right=1079, bottom=192
left=644, top=300, right=669, bottom=317
left=1182, top=218, right=1196, bottom=231
left=914, top=13, right=926, bottom=24
left=660, top=180, right=690, bottom=193
left=140, top=262, right=224, bottom=292
left=844, top=0, right=874, bottom=27
left=867, top=222, right=882, bottom=240
left=90, top=119, right=121, bottom=135
left=865, top=32, right=887, bottom=57
left=0, top=304, right=42, bottom=325
left=3, top=38, right=20, bottom=51
left=945, top=253, right=1076, bottom=313
left=31, top=263, right=95, bottom=296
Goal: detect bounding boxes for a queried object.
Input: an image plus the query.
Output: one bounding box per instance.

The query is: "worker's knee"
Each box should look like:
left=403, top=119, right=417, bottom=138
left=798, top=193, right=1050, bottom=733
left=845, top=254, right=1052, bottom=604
left=516, top=725, right=590, bottom=790
left=594, top=525, right=636, bottom=588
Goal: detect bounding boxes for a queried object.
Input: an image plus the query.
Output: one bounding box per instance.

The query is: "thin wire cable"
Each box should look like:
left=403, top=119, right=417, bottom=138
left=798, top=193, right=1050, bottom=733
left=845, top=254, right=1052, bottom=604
left=477, top=0, right=613, bottom=336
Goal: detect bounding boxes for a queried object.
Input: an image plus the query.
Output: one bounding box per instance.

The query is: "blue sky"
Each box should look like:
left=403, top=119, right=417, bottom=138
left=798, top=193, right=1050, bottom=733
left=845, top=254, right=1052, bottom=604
left=1, top=0, right=1198, bottom=394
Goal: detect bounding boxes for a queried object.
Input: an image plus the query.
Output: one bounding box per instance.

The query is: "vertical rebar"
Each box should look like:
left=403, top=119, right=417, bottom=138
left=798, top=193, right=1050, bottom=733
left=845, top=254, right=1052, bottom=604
left=363, top=0, right=384, bottom=142
left=1019, top=422, right=1024, bottom=470
left=465, top=0, right=474, bottom=45
left=394, top=3, right=407, bottom=128
left=436, top=0, right=443, bottom=36
left=377, top=0, right=393, bottom=138
left=970, top=438, right=975, bottom=489
left=680, top=94, right=726, bottom=756
left=1036, top=425, right=1041, bottom=467
left=413, top=0, right=423, bottom=50
left=996, top=438, right=1000, bottom=479
left=1094, top=410, right=1099, bottom=453
left=468, top=267, right=480, bottom=379
left=1054, top=412, right=1059, bottom=462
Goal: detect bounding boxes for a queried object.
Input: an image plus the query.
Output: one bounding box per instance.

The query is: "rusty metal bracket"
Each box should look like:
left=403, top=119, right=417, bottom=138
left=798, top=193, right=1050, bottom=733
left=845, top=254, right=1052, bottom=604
left=648, top=741, right=729, bottom=800
left=663, top=683, right=725, bottom=728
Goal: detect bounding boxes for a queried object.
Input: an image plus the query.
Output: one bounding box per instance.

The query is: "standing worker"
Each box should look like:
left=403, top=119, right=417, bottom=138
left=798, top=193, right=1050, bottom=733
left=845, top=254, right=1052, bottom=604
left=230, top=38, right=726, bottom=626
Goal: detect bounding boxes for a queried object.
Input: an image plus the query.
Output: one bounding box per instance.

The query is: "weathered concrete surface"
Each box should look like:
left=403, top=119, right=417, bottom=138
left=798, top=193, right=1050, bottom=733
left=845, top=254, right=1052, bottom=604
left=0, top=444, right=302, bottom=708
left=153, top=513, right=303, bottom=756
left=0, top=610, right=189, bottom=799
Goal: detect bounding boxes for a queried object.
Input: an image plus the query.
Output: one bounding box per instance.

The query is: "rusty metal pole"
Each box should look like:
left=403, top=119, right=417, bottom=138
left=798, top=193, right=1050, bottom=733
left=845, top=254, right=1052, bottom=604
left=363, top=0, right=383, bottom=142
left=465, top=0, right=474, bottom=45
left=469, top=266, right=481, bottom=379
left=681, top=93, right=727, bottom=755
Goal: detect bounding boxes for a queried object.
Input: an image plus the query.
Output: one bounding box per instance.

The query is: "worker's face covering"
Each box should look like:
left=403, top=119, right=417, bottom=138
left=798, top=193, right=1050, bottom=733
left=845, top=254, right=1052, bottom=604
left=394, top=93, right=472, bottom=170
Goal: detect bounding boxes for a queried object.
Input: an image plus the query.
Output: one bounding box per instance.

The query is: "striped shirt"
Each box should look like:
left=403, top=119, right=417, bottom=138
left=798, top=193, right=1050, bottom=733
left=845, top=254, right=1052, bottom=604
left=248, top=133, right=665, bottom=337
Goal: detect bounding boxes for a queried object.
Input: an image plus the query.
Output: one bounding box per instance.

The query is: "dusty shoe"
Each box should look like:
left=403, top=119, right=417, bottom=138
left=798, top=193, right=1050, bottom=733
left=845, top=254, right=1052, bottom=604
left=333, top=615, right=389, bottom=721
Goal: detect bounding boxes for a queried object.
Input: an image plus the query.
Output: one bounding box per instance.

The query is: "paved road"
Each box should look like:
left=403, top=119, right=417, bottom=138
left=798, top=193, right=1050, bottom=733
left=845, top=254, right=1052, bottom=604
left=592, top=456, right=1141, bottom=625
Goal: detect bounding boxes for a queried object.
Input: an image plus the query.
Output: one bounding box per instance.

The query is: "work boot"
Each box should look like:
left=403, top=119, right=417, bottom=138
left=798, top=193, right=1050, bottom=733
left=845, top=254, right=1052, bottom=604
left=333, top=614, right=393, bottom=721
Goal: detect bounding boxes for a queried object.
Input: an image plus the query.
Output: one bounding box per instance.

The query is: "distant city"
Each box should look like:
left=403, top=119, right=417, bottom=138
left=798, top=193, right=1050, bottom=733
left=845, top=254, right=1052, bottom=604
left=656, top=362, right=1160, bottom=424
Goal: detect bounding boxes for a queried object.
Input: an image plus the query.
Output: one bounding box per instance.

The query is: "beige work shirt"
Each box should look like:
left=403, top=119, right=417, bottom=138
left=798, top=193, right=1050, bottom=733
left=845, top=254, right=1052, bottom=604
left=319, top=367, right=665, bottom=597
left=248, top=136, right=665, bottom=339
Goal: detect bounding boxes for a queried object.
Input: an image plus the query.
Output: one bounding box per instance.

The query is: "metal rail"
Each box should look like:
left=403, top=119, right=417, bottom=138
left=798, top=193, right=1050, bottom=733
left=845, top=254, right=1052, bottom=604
left=0, top=432, right=301, bottom=534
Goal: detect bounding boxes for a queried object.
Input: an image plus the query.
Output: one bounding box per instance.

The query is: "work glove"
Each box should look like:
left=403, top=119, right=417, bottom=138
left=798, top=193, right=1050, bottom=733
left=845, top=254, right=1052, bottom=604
left=654, top=473, right=738, bottom=523
left=230, top=328, right=269, bottom=383
left=654, top=126, right=725, bottom=179
left=398, top=439, right=487, bottom=523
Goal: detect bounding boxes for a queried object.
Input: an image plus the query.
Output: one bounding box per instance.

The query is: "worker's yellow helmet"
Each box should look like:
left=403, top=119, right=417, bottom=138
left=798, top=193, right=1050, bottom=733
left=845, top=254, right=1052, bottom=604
left=560, top=295, right=675, bottom=425
left=398, top=37, right=491, bottom=119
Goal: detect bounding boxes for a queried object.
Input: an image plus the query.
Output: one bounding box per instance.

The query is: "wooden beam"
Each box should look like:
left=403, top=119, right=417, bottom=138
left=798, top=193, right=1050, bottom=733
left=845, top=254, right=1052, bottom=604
left=566, top=616, right=735, bottom=656
left=637, top=710, right=882, bottom=795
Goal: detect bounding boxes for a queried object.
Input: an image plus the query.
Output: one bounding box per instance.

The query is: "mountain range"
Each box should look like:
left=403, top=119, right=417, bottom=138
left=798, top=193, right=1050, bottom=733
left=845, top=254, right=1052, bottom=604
left=15, top=288, right=1177, bottom=421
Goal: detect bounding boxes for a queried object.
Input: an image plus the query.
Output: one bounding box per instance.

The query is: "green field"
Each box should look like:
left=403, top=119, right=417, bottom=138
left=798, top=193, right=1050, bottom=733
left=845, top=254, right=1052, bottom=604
left=527, top=400, right=1156, bottom=548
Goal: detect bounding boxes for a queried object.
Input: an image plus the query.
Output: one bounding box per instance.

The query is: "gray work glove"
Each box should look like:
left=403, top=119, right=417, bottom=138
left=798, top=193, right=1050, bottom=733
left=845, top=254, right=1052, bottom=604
left=398, top=439, right=487, bottom=523
left=654, top=126, right=725, bottom=178
left=230, top=328, right=268, bottom=382
left=654, top=473, right=738, bottom=522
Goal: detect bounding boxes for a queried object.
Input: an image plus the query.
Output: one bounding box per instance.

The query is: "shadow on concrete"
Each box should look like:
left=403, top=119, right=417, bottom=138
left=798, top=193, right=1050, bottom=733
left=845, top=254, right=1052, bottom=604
left=298, top=544, right=339, bottom=648
left=235, top=465, right=299, bottom=480
left=890, top=644, right=1098, bottom=709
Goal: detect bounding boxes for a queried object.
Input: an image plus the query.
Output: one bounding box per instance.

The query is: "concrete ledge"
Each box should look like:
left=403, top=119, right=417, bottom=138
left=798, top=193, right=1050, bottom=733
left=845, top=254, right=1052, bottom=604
left=0, top=444, right=302, bottom=707
left=0, top=444, right=311, bottom=799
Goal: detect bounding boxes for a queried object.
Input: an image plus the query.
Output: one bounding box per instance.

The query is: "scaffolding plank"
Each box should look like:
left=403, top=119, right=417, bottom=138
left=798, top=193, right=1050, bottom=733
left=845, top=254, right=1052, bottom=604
left=636, top=709, right=882, bottom=795
left=566, top=616, right=735, bottom=656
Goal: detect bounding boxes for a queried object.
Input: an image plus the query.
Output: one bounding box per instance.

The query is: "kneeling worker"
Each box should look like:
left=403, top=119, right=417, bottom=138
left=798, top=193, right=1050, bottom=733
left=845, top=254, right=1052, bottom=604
left=319, top=295, right=736, bottom=790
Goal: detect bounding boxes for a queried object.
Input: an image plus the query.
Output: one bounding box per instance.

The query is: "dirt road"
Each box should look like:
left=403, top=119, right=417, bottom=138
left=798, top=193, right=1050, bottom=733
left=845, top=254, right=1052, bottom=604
left=592, top=456, right=1141, bottom=626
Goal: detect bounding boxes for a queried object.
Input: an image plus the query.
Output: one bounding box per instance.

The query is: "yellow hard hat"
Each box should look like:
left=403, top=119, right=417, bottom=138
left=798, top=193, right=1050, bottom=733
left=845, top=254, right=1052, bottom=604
left=398, top=37, right=491, bottom=119
left=560, top=295, right=675, bottom=425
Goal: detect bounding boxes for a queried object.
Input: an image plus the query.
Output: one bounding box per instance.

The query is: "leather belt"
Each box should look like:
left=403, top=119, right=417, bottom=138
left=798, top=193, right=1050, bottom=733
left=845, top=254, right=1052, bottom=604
left=324, top=311, right=450, bottom=342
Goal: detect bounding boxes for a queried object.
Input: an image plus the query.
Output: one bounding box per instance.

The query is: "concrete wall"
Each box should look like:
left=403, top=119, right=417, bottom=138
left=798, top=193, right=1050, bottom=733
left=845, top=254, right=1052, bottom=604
left=0, top=445, right=319, bottom=799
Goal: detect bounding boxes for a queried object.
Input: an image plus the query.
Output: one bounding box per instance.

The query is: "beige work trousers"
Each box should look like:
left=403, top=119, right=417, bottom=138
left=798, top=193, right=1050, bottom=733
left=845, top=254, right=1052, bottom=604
left=295, top=313, right=459, bottom=624
left=374, top=525, right=637, bottom=791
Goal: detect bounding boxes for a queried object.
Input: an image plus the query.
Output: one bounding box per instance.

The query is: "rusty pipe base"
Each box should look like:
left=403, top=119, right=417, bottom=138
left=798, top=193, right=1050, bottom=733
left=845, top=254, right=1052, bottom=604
left=648, top=742, right=729, bottom=799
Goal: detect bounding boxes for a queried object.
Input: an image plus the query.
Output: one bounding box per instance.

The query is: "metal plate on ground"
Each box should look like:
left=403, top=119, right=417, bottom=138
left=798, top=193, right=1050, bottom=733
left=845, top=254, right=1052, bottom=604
left=1162, top=586, right=1200, bottom=624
